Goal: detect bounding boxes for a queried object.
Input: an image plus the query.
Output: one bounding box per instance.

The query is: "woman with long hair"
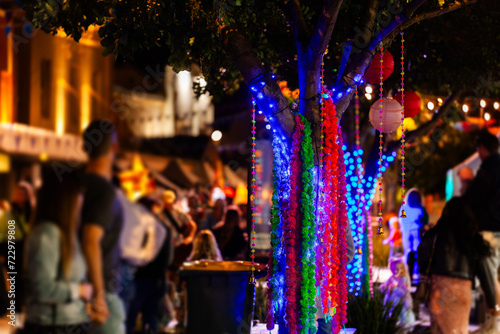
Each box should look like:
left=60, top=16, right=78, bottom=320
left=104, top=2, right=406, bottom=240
left=188, top=230, right=222, bottom=261
left=213, top=209, right=246, bottom=260
left=24, top=172, right=93, bottom=333
left=418, top=197, right=496, bottom=333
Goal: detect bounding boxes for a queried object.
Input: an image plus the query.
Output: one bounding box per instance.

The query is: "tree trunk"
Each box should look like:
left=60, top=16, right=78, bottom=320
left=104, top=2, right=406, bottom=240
left=298, top=47, right=322, bottom=160
left=223, top=29, right=296, bottom=144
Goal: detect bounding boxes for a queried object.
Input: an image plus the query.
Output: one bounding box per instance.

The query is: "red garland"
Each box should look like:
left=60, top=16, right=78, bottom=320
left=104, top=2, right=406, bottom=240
left=284, top=115, right=304, bottom=333
left=320, top=98, right=339, bottom=313
left=333, top=129, right=349, bottom=333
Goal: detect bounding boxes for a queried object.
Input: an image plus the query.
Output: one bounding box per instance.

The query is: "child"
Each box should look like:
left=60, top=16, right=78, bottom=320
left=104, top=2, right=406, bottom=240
left=382, top=216, right=403, bottom=257
left=380, top=255, right=415, bottom=331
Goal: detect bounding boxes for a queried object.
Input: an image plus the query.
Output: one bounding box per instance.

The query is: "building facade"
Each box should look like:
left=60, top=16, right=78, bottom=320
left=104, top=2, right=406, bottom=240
left=0, top=8, right=112, bottom=198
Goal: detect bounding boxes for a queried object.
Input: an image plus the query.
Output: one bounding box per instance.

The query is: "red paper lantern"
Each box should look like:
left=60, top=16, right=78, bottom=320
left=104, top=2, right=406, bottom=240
left=363, top=51, right=395, bottom=85
left=394, top=90, right=421, bottom=118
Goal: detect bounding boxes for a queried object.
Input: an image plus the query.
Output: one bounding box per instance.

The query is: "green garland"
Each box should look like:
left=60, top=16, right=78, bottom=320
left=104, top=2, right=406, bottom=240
left=299, top=114, right=317, bottom=333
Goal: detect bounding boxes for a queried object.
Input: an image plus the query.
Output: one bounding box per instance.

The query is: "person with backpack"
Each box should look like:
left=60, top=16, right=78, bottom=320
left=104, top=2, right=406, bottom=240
left=126, top=197, right=173, bottom=334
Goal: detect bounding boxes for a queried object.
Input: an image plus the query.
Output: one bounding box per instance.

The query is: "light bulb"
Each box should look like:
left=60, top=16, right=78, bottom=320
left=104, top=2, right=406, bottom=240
left=365, top=93, right=372, bottom=100
left=427, top=102, right=435, bottom=110
left=365, top=86, right=373, bottom=94
left=211, top=130, right=222, bottom=142
left=462, top=104, right=469, bottom=113
left=484, top=112, right=491, bottom=121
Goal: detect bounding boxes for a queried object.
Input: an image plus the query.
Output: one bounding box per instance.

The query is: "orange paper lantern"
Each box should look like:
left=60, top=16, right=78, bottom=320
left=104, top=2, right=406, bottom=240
left=364, top=51, right=395, bottom=85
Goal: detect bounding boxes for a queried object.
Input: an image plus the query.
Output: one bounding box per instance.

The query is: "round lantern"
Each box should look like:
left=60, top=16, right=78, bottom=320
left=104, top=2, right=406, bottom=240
left=394, top=90, right=421, bottom=118
left=363, top=51, right=395, bottom=85
left=369, top=97, right=403, bottom=133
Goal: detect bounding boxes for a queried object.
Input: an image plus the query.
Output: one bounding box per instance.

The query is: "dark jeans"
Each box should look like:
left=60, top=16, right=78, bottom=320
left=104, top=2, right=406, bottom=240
left=316, top=318, right=332, bottom=334
left=24, top=322, right=89, bottom=334
left=408, top=251, right=418, bottom=281
left=119, top=263, right=136, bottom=316
left=126, top=279, right=166, bottom=334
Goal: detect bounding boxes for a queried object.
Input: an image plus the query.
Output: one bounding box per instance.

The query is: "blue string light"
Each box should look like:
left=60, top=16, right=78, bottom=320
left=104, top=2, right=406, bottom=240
left=344, top=145, right=391, bottom=294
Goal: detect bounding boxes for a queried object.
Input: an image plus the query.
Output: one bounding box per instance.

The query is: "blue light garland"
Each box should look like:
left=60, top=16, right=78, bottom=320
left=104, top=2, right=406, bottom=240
left=344, top=145, right=396, bottom=295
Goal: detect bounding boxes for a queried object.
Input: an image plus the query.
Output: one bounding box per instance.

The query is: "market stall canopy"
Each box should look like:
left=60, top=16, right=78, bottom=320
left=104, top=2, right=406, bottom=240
left=161, top=158, right=202, bottom=189
left=223, top=165, right=245, bottom=189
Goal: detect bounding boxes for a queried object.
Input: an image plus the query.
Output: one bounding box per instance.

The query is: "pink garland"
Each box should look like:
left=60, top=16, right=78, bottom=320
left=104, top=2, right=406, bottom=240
left=284, top=115, right=304, bottom=333
left=333, top=130, right=349, bottom=332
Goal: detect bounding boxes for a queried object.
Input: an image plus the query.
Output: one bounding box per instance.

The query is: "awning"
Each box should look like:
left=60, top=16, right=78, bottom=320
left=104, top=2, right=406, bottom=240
left=0, top=122, right=87, bottom=163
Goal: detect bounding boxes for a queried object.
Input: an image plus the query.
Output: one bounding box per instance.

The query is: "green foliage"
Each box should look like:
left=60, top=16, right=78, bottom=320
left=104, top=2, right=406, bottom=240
left=21, top=0, right=499, bottom=108
left=346, top=290, right=404, bottom=334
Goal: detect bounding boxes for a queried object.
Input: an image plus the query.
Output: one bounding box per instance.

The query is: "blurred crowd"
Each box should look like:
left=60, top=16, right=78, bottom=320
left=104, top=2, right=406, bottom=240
left=379, top=129, right=500, bottom=333
left=0, top=119, right=248, bottom=334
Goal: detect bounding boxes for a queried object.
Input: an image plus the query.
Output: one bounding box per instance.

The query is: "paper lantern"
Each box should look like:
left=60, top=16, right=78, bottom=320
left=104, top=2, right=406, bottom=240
left=363, top=51, right=395, bottom=84
left=395, top=90, right=421, bottom=118
left=369, top=98, right=403, bottom=133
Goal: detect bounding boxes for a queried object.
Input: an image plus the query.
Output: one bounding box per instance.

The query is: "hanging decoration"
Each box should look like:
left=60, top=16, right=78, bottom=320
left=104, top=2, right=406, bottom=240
left=377, top=48, right=385, bottom=235
left=250, top=97, right=257, bottom=283
left=318, top=98, right=339, bottom=315
left=399, top=32, right=407, bottom=218
left=334, top=129, right=349, bottom=331
left=317, top=98, right=349, bottom=331
left=369, top=98, right=403, bottom=133
left=394, top=90, right=421, bottom=119
left=299, top=114, right=317, bottom=333
left=266, top=135, right=288, bottom=330
left=262, top=78, right=349, bottom=333
left=363, top=50, right=395, bottom=85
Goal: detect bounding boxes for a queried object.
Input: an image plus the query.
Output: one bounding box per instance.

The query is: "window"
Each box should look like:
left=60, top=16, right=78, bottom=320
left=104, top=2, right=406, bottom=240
left=66, top=66, right=80, bottom=133
left=40, top=60, right=52, bottom=119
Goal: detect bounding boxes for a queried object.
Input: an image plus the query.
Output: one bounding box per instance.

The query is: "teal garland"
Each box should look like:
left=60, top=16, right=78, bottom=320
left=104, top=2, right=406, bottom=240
left=298, top=114, right=317, bottom=333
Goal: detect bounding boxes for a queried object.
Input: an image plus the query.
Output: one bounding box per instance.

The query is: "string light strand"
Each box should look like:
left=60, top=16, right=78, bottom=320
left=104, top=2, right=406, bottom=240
left=400, top=32, right=407, bottom=218
left=377, top=45, right=384, bottom=235
left=250, top=97, right=257, bottom=283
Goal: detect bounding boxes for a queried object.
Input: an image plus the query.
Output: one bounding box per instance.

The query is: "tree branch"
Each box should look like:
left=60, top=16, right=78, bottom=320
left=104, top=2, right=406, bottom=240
left=366, top=0, right=428, bottom=52
left=360, top=0, right=380, bottom=37
left=223, top=29, right=296, bottom=143
left=382, top=0, right=478, bottom=45
left=287, top=0, right=310, bottom=45
left=310, top=0, right=344, bottom=54
left=386, top=89, right=463, bottom=152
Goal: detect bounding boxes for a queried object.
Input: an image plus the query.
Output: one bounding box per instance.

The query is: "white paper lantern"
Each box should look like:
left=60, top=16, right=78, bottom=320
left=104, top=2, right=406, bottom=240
left=369, top=97, right=403, bottom=133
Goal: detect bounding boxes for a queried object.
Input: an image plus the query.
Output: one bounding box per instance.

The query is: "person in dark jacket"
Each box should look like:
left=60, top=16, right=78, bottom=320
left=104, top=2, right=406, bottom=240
left=464, top=129, right=500, bottom=330
left=465, top=129, right=500, bottom=231
left=418, top=197, right=496, bottom=333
